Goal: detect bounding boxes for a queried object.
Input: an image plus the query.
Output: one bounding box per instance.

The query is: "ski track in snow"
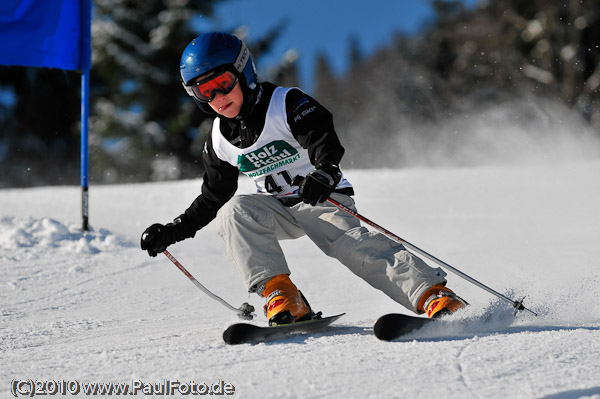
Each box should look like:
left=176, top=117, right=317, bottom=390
left=2, top=162, right=600, bottom=399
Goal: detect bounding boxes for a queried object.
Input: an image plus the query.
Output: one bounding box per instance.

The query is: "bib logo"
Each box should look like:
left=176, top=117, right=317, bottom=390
left=238, top=140, right=300, bottom=177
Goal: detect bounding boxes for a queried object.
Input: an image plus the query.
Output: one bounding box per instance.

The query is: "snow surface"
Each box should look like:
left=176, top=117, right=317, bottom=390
left=2, top=162, right=600, bottom=399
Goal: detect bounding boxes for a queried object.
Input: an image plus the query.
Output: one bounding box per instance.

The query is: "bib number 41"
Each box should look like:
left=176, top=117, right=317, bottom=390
left=264, top=170, right=294, bottom=194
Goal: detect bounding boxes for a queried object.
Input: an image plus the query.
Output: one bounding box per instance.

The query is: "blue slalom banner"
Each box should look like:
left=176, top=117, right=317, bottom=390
left=0, top=0, right=92, bottom=230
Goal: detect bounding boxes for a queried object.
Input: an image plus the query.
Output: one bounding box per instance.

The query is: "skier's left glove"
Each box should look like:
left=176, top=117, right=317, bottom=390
left=297, top=163, right=342, bottom=206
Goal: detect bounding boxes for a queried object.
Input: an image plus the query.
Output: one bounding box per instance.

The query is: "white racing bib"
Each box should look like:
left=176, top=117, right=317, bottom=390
left=211, top=87, right=350, bottom=198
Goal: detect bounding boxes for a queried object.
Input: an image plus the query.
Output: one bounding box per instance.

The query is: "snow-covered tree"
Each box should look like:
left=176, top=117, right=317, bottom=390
left=90, top=0, right=220, bottom=183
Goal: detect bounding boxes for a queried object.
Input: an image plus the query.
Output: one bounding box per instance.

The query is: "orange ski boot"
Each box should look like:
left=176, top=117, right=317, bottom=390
left=262, top=274, right=312, bottom=326
left=418, top=284, right=468, bottom=318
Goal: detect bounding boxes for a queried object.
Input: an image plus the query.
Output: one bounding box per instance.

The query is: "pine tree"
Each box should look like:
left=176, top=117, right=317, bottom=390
left=348, top=34, right=363, bottom=69
left=313, top=52, right=339, bottom=110
left=90, top=0, right=221, bottom=183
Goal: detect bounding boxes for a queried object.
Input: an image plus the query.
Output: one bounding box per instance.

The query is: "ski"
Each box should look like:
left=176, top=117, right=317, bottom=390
left=223, top=313, right=345, bottom=345
left=374, top=313, right=439, bottom=341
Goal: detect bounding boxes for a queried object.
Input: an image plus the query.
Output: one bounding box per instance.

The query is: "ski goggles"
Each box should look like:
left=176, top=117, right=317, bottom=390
left=184, top=70, right=239, bottom=103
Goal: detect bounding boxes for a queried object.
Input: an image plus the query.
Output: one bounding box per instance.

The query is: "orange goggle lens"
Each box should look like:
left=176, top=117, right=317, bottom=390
left=189, top=71, right=238, bottom=103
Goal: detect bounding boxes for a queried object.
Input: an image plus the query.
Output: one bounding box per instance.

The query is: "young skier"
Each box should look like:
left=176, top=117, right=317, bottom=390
left=141, top=32, right=467, bottom=325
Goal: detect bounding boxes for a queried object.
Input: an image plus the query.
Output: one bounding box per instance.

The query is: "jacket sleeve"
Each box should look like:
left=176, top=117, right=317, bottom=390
left=285, top=88, right=345, bottom=167
left=173, top=133, right=239, bottom=240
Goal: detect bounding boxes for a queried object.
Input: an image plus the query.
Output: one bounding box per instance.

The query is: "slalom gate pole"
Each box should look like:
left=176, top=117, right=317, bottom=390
left=327, top=198, right=538, bottom=316
left=163, top=250, right=255, bottom=320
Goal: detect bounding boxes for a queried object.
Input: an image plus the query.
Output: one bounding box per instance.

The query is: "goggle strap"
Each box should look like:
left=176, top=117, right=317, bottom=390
left=233, top=42, right=249, bottom=74
left=182, top=79, right=195, bottom=97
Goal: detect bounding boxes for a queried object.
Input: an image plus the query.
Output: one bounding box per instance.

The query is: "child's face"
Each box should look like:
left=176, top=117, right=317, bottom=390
left=208, top=83, right=244, bottom=118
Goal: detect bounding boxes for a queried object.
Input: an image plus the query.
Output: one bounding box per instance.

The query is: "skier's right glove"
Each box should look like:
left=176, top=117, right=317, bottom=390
left=141, top=223, right=176, bottom=257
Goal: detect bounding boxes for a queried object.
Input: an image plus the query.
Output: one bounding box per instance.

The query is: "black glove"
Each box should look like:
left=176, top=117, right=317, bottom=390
left=297, top=163, right=342, bottom=206
left=141, top=223, right=176, bottom=257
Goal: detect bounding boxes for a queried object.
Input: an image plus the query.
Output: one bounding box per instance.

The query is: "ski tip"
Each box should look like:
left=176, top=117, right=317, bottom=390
left=373, top=314, right=403, bottom=341
left=322, top=312, right=346, bottom=321
left=223, top=323, right=257, bottom=345
left=373, top=313, right=434, bottom=341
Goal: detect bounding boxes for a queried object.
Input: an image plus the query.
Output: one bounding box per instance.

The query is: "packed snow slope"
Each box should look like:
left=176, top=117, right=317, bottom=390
left=2, top=162, right=600, bottom=399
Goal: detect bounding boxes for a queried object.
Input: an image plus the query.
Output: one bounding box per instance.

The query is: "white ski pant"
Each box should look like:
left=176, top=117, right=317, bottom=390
left=215, top=193, right=447, bottom=312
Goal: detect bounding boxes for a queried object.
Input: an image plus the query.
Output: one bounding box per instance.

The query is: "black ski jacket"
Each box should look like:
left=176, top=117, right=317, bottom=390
left=173, top=82, right=351, bottom=241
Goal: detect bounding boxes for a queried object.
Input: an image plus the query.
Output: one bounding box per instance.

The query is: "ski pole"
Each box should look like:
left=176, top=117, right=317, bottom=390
left=163, top=250, right=255, bottom=320
left=327, top=197, right=538, bottom=317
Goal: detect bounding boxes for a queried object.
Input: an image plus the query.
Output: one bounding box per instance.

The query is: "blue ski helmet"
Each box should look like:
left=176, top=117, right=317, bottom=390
left=180, top=32, right=259, bottom=116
